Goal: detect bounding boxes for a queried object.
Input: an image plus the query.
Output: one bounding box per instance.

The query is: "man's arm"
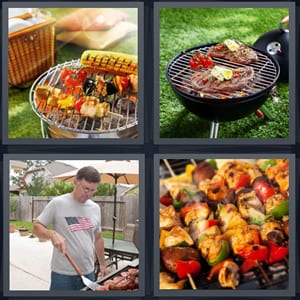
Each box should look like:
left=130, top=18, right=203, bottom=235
left=95, top=232, right=107, bottom=277
left=33, top=221, right=66, bottom=254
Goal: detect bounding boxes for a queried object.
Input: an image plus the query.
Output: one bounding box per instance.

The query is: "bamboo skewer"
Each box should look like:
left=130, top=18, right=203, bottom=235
left=187, top=273, right=197, bottom=290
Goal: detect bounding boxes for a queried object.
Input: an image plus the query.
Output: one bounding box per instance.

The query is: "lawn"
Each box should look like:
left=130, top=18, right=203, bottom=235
left=159, top=7, right=290, bottom=138
left=7, top=7, right=137, bottom=139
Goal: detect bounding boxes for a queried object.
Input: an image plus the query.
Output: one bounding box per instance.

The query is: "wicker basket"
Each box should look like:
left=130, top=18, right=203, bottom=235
left=8, top=13, right=56, bottom=87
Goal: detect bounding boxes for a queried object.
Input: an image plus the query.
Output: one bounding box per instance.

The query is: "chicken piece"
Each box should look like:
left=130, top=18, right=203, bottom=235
left=161, top=246, right=200, bottom=274
left=198, top=235, right=227, bottom=265
left=160, top=272, right=186, bottom=290
left=80, top=98, right=99, bottom=118
left=160, top=205, right=182, bottom=230
left=218, top=260, right=240, bottom=289
left=184, top=204, right=211, bottom=226
left=264, top=159, right=289, bottom=192
left=265, top=193, right=286, bottom=215
left=227, top=225, right=260, bottom=254
left=35, top=85, right=62, bottom=106
left=218, top=160, right=262, bottom=189
left=198, top=174, right=224, bottom=195
left=189, top=219, right=221, bottom=245
left=236, top=188, right=265, bottom=220
left=163, top=226, right=194, bottom=248
left=96, top=102, right=110, bottom=118
left=218, top=204, right=248, bottom=232
left=95, top=75, right=107, bottom=96
left=260, top=221, right=285, bottom=245
left=162, top=182, right=198, bottom=202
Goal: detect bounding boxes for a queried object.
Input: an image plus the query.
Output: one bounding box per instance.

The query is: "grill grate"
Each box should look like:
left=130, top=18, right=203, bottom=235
left=29, top=60, right=138, bottom=135
left=160, top=159, right=288, bottom=289
left=167, top=45, right=279, bottom=100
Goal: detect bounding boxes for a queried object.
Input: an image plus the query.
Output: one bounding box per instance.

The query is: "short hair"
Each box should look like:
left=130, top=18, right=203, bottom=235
left=76, top=166, right=100, bottom=183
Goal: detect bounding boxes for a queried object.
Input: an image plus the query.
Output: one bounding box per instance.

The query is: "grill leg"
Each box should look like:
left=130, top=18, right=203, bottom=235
left=210, top=121, right=219, bottom=138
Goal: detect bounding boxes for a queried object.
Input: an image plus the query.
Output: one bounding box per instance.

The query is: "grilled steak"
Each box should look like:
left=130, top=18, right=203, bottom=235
left=207, top=41, right=258, bottom=65
left=190, top=66, right=254, bottom=94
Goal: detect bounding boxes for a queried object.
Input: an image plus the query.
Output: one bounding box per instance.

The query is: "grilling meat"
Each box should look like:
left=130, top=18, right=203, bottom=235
left=207, top=40, right=258, bottom=65
left=161, top=246, right=200, bottom=274
left=190, top=66, right=254, bottom=94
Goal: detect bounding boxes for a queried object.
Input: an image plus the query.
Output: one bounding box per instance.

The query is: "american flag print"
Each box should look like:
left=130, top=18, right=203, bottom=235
left=65, top=216, right=94, bottom=232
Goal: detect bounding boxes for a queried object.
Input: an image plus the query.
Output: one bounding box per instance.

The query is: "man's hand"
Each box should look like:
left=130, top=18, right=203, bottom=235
left=51, top=231, right=66, bottom=254
left=97, top=265, right=108, bottom=279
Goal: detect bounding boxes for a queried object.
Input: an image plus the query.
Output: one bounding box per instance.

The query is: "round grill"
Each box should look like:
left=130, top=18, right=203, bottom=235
left=29, top=60, right=138, bottom=137
left=166, top=43, right=279, bottom=102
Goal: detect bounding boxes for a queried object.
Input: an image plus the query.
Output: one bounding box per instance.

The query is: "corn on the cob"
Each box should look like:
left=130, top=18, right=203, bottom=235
left=80, top=50, right=138, bottom=76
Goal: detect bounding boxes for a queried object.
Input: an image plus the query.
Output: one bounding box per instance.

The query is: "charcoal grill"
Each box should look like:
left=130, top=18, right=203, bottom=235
left=160, top=159, right=289, bottom=290
left=29, top=60, right=138, bottom=139
left=83, top=258, right=139, bottom=291
left=166, top=43, right=280, bottom=138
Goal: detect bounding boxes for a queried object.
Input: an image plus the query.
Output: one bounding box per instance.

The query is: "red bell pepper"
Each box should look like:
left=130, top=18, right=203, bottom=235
left=74, top=97, right=85, bottom=112
left=235, top=173, right=251, bottom=190
left=160, top=197, right=173, bottom=206
left=253, top=181, right=276, bottom=203
left=267, top=242, right=289, bottom=264
left=236, top=244, right=269, bottom=262
left=240, top=259, right=258, bottom=274
left=176, top=260, right=201, bottom=279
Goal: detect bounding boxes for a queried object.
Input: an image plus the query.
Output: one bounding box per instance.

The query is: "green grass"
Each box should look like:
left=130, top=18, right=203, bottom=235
left=160, top=7, right=289, bottom=138
left=10, top=220, right=124, bottom=239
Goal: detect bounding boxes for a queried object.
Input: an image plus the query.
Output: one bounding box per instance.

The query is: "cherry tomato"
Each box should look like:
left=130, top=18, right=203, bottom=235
left=201, top=56, right=213, bottom=68
left=189, top=57, right=200, bottom=69
left=189, top=52, right=203, bottom=69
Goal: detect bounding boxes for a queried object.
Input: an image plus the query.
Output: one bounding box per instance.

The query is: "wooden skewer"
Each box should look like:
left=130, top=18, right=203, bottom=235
left=187, top=273, right=197, bottom=290
left=163, top=159, right=176, bottom=177
left=256, top=262, right=272, bottom=285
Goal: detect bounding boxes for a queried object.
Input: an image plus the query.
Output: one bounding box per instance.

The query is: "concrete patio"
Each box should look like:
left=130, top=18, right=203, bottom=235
left=9, top=231, right=132, bottom=290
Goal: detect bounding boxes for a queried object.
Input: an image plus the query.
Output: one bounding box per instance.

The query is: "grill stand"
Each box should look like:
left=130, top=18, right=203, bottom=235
left=210, top=121, right=219, bottom=138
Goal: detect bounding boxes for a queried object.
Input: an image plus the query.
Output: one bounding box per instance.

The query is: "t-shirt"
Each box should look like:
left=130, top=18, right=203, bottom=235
left=37, top=193, right=101, bottom=275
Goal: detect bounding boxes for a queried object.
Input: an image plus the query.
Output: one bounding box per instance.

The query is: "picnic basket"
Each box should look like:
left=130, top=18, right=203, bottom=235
left=8, top=12, right=56, bottom=87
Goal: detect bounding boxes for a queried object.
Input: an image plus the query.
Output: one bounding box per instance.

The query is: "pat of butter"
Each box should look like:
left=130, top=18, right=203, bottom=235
left=224, top=39, right=239, bottom=51
left=211, top=66, right=233, bottom=81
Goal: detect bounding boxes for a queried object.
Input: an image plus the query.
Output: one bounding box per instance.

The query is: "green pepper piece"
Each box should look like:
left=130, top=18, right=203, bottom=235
left=259, top=159, right=276, bottom=172
left=208, top=239, right=230, bottom=266
left=270, top=200, right=289, bottom=220
left=172, top=198, right=183, bottom=210
left=206, top=159, right=218, bottom=170
left=182, top=188, right=197, bottom=197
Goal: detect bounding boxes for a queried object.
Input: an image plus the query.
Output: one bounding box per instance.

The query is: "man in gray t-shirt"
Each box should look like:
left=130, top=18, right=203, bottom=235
left=33, top=166, right=107, bottom=290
